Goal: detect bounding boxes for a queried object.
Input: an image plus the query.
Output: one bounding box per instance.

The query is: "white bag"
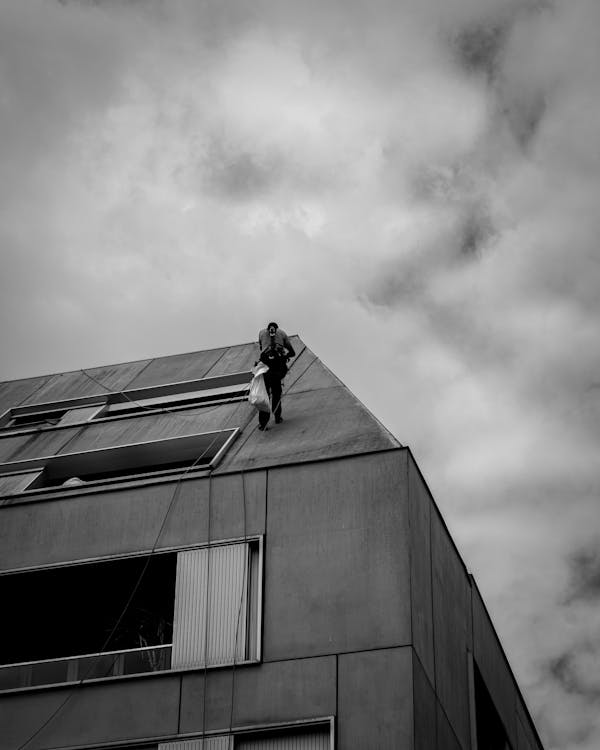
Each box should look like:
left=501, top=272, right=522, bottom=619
left=249, top=362, right=271, bottom=413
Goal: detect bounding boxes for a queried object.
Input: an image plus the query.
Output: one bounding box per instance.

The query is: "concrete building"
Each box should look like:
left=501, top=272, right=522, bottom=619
left=0, top=338, right=545, bottom=750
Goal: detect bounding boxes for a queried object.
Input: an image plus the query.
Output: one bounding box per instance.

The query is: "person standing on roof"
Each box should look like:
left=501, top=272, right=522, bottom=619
left=257, top=322, right=296, bottom=430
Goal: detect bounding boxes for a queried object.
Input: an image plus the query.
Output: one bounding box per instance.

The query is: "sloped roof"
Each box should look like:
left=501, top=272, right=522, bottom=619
left=0, top=337, right=401, bottom=474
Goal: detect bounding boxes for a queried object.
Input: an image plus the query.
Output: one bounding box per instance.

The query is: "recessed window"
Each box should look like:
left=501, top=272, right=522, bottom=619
left=0, top=429, right=238, bottom=493
left=158, top=723, right=332, bottom=750
left=0, top=404, right=105, bottom=434
left=96, top=382, right=250, bottom=420
left=0, top=372, right=252, bottom=435
left=6, top=409, right=67, bottom=429
left=0, top=540, right=261, bottom=691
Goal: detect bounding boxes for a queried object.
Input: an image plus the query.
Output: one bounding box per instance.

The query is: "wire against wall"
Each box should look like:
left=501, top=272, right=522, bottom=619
left=14, top=346, right=315, bottom=750
left=15, top=418, right=240, bottom=750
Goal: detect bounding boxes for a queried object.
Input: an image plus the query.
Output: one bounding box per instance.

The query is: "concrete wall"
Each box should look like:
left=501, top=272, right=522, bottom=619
left=408, top=455, right=472, bottom=749
left=263, top=452, right=411, bottom=660
left=407, top=454, right=545, bottom=750
left=0, top=444, right=545, bottom=750
left=0, top=451, right=414, bottom=750
left=0, top=471, right=267, bottom=571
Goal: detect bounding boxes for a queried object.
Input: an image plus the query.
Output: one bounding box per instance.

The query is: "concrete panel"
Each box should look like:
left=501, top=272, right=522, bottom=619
left=338, top=647, right=413, bottom=750
left=0, top=427, right=83, bottom=466
left=263, top=452, right=410, bottom=660
left=286, top=358, right=344, bottom=395
left=517, top=709, right=544, bottom=750
left=431, top=509, right=471, bottom=749
left=516, top=700, right=544, bottom=750
left=0, top=433, right=38, bottom=464
left=0, top=673, right=180, bottom=750
left=471, top=584, right=517, bottom=748
left=203, top=344, right=259, bottom=378
left=408, top=454, right=435, bottom=682
left=414, top=652, right=436, bottom=750
left=0, top=471, right=266, bottom=571
left=180, top=656, right=335, bottom=734
left=0, top=470, right=41, bottom=495
left=126, top=348, right=230, bottom=390
left=0, top=375, right=51, bottom=415
left=221, top=386, right=399, bottom=474
left=437, top=704, right=463, bottom=750
left=58, top=400, right=252, bottom=455
left=21, top=359, right=152, bottom=406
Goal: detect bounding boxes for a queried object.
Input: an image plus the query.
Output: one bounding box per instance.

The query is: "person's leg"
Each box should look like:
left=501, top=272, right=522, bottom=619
left=258, top=408, right=269, bottom=429
left=258, top=373, right=272, bottom=429
left=271, top=375, right=283, bottom=422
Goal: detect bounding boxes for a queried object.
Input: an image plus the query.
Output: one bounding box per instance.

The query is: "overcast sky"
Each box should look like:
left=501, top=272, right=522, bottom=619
left=1, top=1, right=599, bottom=747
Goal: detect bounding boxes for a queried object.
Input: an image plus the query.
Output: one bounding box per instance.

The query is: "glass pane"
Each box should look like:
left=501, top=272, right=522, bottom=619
left=122, top=645, right=171, bottom=675
left=0, top=663, right=32, bottom=690
left=76, top=653, right=119, bottom=681
left=30, top=659, right=70, bottom=686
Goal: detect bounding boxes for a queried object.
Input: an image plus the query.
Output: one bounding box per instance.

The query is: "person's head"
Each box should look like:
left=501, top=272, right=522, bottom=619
left=267, top=321, right=278, bottom=337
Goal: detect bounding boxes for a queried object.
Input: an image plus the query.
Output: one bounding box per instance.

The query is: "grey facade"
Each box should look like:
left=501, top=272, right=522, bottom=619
left=0, top=339, right=545, bottom=749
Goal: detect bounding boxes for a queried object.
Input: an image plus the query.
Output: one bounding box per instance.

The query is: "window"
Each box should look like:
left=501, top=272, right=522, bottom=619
left=0, top=372, right=252, bottom=435
left=0, top=540, right=262, bottom=691
left=0, top=404, right=104, bottom=433
left=0, top=429, right=238, bottom=493
left=159, top=723, right=332, bottom=750
left=95, top=375, right=251, bottom=420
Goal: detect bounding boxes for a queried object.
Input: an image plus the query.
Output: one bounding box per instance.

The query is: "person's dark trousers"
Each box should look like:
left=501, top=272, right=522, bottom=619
left=258, top=369, right=283, bottom=428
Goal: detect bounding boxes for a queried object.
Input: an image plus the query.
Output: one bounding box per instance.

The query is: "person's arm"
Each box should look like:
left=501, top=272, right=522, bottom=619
left=282, top=333, right=295, bottom=358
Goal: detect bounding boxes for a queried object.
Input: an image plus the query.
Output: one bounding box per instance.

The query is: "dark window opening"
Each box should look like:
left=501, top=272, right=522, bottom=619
left=0, top=539, right=261, bottom=692
left=8, top=409, right=67, bottom=429
left=0, top=554, right=176, bottom=666
left=474, top=663, right=512, bottom=750
left=40, top=457, right=204, bottom=487
left=11, top=430, right=236, bottom=492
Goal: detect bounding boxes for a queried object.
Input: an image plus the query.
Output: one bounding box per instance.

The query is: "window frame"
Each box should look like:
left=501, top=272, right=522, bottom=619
left=157, top=718, right=335, bottom=750
left=0, top=428, right=240, bottom=496
left=0, top=372, right=252, bottom=437
left=0, top=536, right=264, bottom=694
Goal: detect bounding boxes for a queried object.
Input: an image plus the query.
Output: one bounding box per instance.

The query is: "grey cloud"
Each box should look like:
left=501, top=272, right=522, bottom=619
left=200, top=139, right=283, bottom=200
left=548, top=650, right=600, bottom=712
left=501, top=86, right=547, bottom=149
left=564, top=544, right=600, bottom=605
left=458, top=202, right=497, bottom=257
left=452, top=18, right=511, bottom=79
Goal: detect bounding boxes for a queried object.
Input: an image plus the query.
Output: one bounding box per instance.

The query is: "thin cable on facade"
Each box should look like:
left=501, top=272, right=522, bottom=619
left=79, top=367, right=248, bottom=423
left=228, top=470, right=249, bottom=736
left=14, top=346, right=314, bottom=750
left=15, top=428, right=229, bottom=750
left=200, top=474, right=213, bottom=742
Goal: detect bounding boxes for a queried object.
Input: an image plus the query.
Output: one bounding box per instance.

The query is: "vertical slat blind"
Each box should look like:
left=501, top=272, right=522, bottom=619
left=172, top=543, right=248, bottom=668
left=236, top=729, right=330, bottom=750
left=159, top=737, right=232, bottom=750
left=159, top=730, right=329, bottom=750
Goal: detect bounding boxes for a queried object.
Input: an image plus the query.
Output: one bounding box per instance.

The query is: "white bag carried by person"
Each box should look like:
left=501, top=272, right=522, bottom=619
left=249, top=362, right=270, bottom=413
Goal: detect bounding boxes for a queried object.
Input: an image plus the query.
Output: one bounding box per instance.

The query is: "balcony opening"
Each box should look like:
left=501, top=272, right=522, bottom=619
left=4, top=409, right=68, bottom=430
left=0, top=429, right=238, bottom=493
